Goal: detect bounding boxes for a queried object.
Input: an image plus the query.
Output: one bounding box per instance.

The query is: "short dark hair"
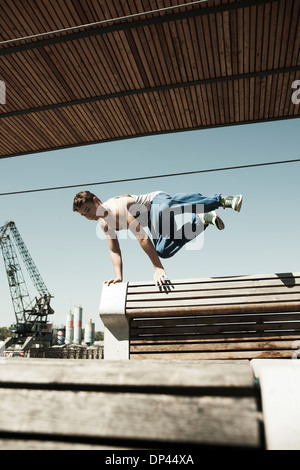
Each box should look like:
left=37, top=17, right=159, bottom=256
left=73, top=190, right=96, bottom=212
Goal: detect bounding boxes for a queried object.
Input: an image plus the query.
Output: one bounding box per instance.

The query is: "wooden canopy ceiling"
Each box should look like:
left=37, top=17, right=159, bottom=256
left=0, top=0, right=299, bottom=159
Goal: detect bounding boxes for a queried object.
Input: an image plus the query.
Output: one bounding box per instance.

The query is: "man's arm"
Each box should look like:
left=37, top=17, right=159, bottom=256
left=126, top=211, right=167, bottom=286
left=100, top=220, right=123, bottom=285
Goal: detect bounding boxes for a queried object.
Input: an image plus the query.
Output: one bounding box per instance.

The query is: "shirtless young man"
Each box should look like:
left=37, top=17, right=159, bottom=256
left=73, top=190, right=242, bottom=286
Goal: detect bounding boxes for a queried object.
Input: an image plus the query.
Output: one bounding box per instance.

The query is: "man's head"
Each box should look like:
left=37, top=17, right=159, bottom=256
left=73, top=191, right=102, bottom=220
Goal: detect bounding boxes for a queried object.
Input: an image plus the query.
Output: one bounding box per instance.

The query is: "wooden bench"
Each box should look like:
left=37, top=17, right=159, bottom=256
left=0, top=358, right=263, bottom=449
left=99, top=272, right=300, bottom=360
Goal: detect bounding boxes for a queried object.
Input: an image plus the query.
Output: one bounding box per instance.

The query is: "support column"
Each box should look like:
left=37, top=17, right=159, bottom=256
left=99, top=282, right=129, bottom=360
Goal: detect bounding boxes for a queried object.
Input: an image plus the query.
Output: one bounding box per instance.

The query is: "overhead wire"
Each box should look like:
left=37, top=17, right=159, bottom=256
left=0, top=158, right=299, bottom=197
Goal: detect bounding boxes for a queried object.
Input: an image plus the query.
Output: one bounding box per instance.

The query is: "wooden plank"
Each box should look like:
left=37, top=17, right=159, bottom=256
left=126, top=301, right=300, bottom=317
left=126, top=285, right=300, bottom=301
left=128, top=277, right=300, bottom=294
left=0, top=359, right=255, bottom=390
left=130, top=339, right=298, bottom=354
left=127, top=273, right=300, bottom=288
left=130, top=350, right=296, bottom=360
left=131, top=332, right=300, bottom=344
left=126, top=293, right=300, bottom=309
left=131, top=322, right=300, bottom=338
left=0, top=360, right=260, bottom=447
left=130, top=312, right=300, bottom=327
left=0, top=388, right=260, bottom=448
left=0, top=439, right=124, bottom=450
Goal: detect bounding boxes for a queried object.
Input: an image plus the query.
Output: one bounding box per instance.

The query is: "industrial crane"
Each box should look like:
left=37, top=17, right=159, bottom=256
left=0, top=221, right=54, bottom=355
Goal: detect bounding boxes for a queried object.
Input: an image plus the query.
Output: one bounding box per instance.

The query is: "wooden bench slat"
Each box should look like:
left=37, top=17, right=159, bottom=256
left=0, top=439, right=113, bottom=450
left=131, top=322, right=300, bottom=337
left=130, top=339, right=297, bottom=353
left=0, top=359, right=254, bottom=389
left=127, top=278, right=300, bottom=301
left=126, top=293, right=300, bottom=309
left=126, top=301, right=300, bottom=317
left=131, top=312, right=300, bottom=327
left=0, top=360, right=261, bottom=448
left=128, top=272, right=300, bottom=288
left=131, top=332, right=300, bottom=344
left=0, top=388, right=260, bottom=448
left=130, top=350, right=296, bottom=360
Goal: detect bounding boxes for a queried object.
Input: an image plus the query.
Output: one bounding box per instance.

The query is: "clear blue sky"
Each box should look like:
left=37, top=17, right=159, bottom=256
left=0, top=118, right=299, bottom=331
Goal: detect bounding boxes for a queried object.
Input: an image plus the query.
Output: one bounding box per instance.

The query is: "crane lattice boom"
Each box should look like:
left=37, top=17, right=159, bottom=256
left=0, top=221, right=54, bottom=337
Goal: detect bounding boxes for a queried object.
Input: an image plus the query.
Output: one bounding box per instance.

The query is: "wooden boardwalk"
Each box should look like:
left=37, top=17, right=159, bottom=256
left=0, top=358, right=263, bottom=450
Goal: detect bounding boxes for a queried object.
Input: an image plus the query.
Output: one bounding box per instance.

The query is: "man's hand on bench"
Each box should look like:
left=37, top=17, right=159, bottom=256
left=154, top=267, right=168, bottom=286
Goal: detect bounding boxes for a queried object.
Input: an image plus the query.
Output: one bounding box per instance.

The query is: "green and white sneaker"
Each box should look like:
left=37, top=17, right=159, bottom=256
left=220, top=195, right=243, bottom=212
left=199, top=211, right=225, bottom=230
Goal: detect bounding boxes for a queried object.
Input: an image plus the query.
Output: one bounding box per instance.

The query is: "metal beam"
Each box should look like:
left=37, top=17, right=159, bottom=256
left=1, top=66, right=298, bottom=120
left=0, top=0, right=281, bottom=57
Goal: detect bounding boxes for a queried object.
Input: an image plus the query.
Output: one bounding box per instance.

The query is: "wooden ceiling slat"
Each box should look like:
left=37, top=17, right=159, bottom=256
left=255, top=76, right=262, bottom=120
left=249, top=5, right=256, bottom=73
left=102, top=99, right=134, bottom=138
left=194, top=15, right=209, bottom=80
left=181, top=87, right=193, bottom=128
left=286, top=2, right=299, bottom=67
left=194, top=85, right=205, bottom=126
left=280, top=0, right=293, bottom=67
left=282, top=72, right=294, bottom=116
left=176, top=19, right=192, bottom=82
left=273, top=1, right=286, bottom=69
left=236, top=6, right=244, bottom=74
left=190, top=85, right=202, bottom=125
left=268, top=1, right=279, bottom=69
left=161, top=20, right=183, bottom=83
left=202, top=13, right=215, bottom=78
left=239, top=78, right=244, bottom=122
left=140, top=92, right=163, bottom=132
left=223, top=10, right=233, bottom=76
left=201, top=83, right=213, bottom=125
left=215, top=82, right=224, bottom=123
left=268, top=73, right=278, bottom=118
left=163, top=88, right=178, bottom=130
left=273, top=74, right=283, bottom=116
left=258, top=76, right=266, bottom=120
left=290, top=5, right=300, bottom=66
left=203, top=12, right=218, bottom=78
left=243, top=5, right=250, bottom=74
left=256, top=4, right=264, bottom=72
left=224, top=81, right=231, bottom=123
left=261, top=2, right=271, bottom=71
left=230, top=7, right=239, bottom=76
left=232, top=78, right=240, bottom=122
left=137, top=94, right=156, bottom=133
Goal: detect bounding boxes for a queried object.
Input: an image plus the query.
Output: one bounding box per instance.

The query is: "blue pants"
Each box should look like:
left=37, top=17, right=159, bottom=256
left=149, top=192, right=221, bottom=258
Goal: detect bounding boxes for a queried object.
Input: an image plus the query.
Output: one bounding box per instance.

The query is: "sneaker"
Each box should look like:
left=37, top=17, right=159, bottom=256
left=199, top=211, right=225, bottom=230
left=220, top=195, right=243, bottom=212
